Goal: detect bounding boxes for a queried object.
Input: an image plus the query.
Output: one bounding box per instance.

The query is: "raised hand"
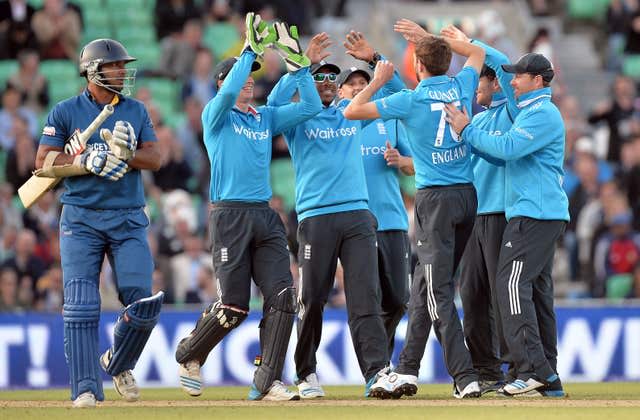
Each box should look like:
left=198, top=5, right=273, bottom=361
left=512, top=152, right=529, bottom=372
left=394, top=19, right=429, bottom=44
left=244, top=12, right=274, bottom=56
left=373, top=60, right=394, bottom=84
left=343, top=30, right=375, bottom=62
left=440, top=24, right=470, bottom=43
left=305, top=32, right=332, bottom=64
left=384, top=140, right=401, bottom=167
left=272, top=21, right=311, bottom=72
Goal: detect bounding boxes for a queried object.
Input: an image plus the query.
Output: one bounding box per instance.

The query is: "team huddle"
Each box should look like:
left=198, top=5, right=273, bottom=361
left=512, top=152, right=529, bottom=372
left=31, top=11, right=568, bottom=407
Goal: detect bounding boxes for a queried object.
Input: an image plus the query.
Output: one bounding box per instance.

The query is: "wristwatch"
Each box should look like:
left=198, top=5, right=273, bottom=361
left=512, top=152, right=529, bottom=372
left=368, top=52, right=382, bottom=69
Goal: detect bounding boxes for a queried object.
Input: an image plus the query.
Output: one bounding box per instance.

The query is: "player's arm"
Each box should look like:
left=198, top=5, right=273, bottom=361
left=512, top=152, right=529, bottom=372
left=204, top=50, right=257, bottom=130
left=388, top=122, right=415, bottom=175
left=446, top=104, right=561, bottom=160
left=127, top=141, right=162, bottom=171
left=344, top=61, right=396, bottom=120
left=384, top=140, right=414, bottom=175
left=271, top=68, right=322, bottom=134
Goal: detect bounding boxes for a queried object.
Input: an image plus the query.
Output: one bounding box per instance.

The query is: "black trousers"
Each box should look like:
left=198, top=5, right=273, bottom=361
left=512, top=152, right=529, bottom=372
left=376, top=230, right=411, bottom=358
left=408, top=184, right=479, bottom=388
left=209, top=202, right=293, bottom=311
left=459, top=213, right=508, bottom=381
left=294, top=210, right=389, bottom=381
left=495, top=217, right=565, bottom=382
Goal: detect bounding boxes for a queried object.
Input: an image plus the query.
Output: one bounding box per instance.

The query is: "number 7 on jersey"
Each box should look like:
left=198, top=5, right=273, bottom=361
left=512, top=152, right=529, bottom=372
left=431, top=101, right=461, bottom=147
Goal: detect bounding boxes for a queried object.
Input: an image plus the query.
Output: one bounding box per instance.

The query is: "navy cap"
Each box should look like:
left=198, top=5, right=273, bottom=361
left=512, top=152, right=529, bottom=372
left=213, top=57, right=261, bottom=81
left=336, top=67, right=371, bottom=87
left=310, top=60, right=341, bottom=75
left=502, top=53, right=554, bottom=82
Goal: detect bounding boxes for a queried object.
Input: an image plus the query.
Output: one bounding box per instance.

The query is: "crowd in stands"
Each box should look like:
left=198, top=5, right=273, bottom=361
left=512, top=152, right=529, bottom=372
left=0, top=0, right=639, bottom=313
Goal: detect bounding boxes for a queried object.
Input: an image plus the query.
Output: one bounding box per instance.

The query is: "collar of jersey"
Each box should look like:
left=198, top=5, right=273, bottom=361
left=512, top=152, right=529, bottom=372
left=489, top=94, right=507, bottom=109
left=516, top=87, right=552, bottom=109
left=417, top=74, right=450, bottom=87
left=233, top=104, right=260, bottom=117
left=83, top=88, right=123, bottom=107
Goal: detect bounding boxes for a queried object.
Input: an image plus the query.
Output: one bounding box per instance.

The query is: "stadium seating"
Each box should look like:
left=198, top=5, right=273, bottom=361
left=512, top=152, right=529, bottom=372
left=623, top=54, right=640, bottom=79
left=0, top=60, right=19, bottom=89
left=567, top=0, right=611, bottom=21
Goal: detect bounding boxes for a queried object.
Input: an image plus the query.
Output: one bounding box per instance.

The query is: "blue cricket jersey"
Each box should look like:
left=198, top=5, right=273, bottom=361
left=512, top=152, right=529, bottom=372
left=39, top=90, right=156, bottom=209
left=202, top=50, right=321, bottom=203
left=462, top=87, right=569, bottom=221
left=267, top=64, right=405, bottom=221
left=360, top=119, right=410, bottom=231
left=470, top=40, right=518, bottom=214
left=374, top=67, right=479, bottom=188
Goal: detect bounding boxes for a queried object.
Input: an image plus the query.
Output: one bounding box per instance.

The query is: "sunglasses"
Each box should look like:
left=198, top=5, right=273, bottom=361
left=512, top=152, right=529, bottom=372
left=313, top=73, right=338, bottom=83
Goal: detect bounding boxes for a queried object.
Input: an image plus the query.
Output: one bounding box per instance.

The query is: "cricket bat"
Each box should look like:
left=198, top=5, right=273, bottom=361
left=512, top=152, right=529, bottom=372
left=18, top=104, right=115, bottom=209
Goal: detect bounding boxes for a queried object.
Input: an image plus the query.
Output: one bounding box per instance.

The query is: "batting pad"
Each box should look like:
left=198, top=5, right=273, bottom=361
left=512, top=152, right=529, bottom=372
left=175, top=302, right=247, bottom=365
left=253, top=287, right=297, bottom=394
left=63, top=278, right=103, bottom=401
left=103, top=291, right=164, bottom=375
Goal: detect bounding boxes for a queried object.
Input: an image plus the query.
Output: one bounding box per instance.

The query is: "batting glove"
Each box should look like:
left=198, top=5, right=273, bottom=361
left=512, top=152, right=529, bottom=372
left=271, top=22, right=311, bottom=72
left=80, top=150, right=128, bottom=181
left=243, top=12, right=275, bottom=57
left=100, top=121, right=137, bottom=161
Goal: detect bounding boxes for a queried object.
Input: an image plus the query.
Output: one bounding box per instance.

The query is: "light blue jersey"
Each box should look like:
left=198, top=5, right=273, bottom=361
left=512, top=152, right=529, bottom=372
left=361, top=119, right=411, bottom=231
left=374, top=67, right=479, bottom=188
left=202, top=50, right=321, bottom=203
left=462, top=87, right=569, bottom=221
left=267, top=66, right=405, bottom=221
left=39, top=91, right=156, bottom=209
left=470, top=40, right=518, bottom=214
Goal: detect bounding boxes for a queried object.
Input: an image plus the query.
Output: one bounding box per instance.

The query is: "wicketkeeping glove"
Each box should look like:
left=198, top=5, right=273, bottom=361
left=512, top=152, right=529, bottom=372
left=100, top=120, right=137, bottom=161
left=271, top=22, right=311, bottom=72
left=243, top=12, right=275, bottom=56
left=80, top=150, right=128, bottom=181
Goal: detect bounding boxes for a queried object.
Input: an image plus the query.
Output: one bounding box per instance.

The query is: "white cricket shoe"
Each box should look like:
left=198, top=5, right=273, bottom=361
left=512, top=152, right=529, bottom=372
left=369, top=371, right=418, bottom=399
left=113, top=369, right=140, bottom=402
left=500, top=377, right=545, bottom=396
left=297, top=373, right=325, bottom=399
left=249, top=380, right=300, bottom=401
left=453, top=381, right=482, bottom=399
left=179, top=360, right=203, bottom=397
left=72, top=391, right=96, bottom=408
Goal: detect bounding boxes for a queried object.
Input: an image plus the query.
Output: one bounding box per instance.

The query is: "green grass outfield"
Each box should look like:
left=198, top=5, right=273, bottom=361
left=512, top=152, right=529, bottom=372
left=1, top=383, right=639, bottom=419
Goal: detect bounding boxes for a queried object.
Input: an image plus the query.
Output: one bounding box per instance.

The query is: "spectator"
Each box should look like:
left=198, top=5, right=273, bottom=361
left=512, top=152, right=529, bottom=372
left=0, top=267, right=20, bottom=311
left=620, top=135, right=640, bottom=229
left=181, top=48, right=217, bottom=105
left=153, top=125, right=193, bottom=192
left=7, top=49, right=49, bottom=112
left=21, top=188, right=59, bottom=243
left=175, top=96, right=208, bottom=196
left=0, top=224, right=19, bottom=262
left=157, top=189, right=197, bottom=257
left=170, top=234, right=211, bottom=304
left=184, top=264, right=217, bottom=305
left=1, top=228, right=46, bottom=293
left=528, top=27, right=553, bottom=61
left=154, top=0, right=201, bottom=41
left=0, top=0, right=37, bottom=59
left=0, top=84, right=39, bottom=150
left=588, top=75, right=639, bottom=163
left=35, top=264, right=62, bottom=312
left=624, top=0, right=640, bottom=54
left=157, top=18, right=204, bottom=80
left=605, top=0, right=633, bottom=72
left=594, top=203, right=640, bottom=297
left=31, top=0, right=81, bottom=61
left=5, top=115, right=36, bottom=194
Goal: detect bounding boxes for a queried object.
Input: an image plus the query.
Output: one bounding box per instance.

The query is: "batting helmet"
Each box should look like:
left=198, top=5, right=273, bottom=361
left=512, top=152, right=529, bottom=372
left=78, top=38, right=137, bottom=95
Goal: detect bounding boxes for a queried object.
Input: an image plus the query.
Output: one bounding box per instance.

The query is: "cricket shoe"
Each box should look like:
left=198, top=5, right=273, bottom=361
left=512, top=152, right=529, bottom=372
left=365, top=367, right=391, bottom=398
left=179, top=360, right=203, bottom=396
left=72, top=391, right=96, bottom=408
left=499, top=376, right=547, bottom=396
left=368, top=371, right=418, bottom=399
left=248, top=380, right=300, bottom=401
left=100, top=348, right=139, bottom=402
left=296, top=373, right=325, bottom=399
left=453, top=381, right=482, bottom=399
left=479, top=380, right=505, bottom=395
left=522, top=376, right=566, bottom=398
